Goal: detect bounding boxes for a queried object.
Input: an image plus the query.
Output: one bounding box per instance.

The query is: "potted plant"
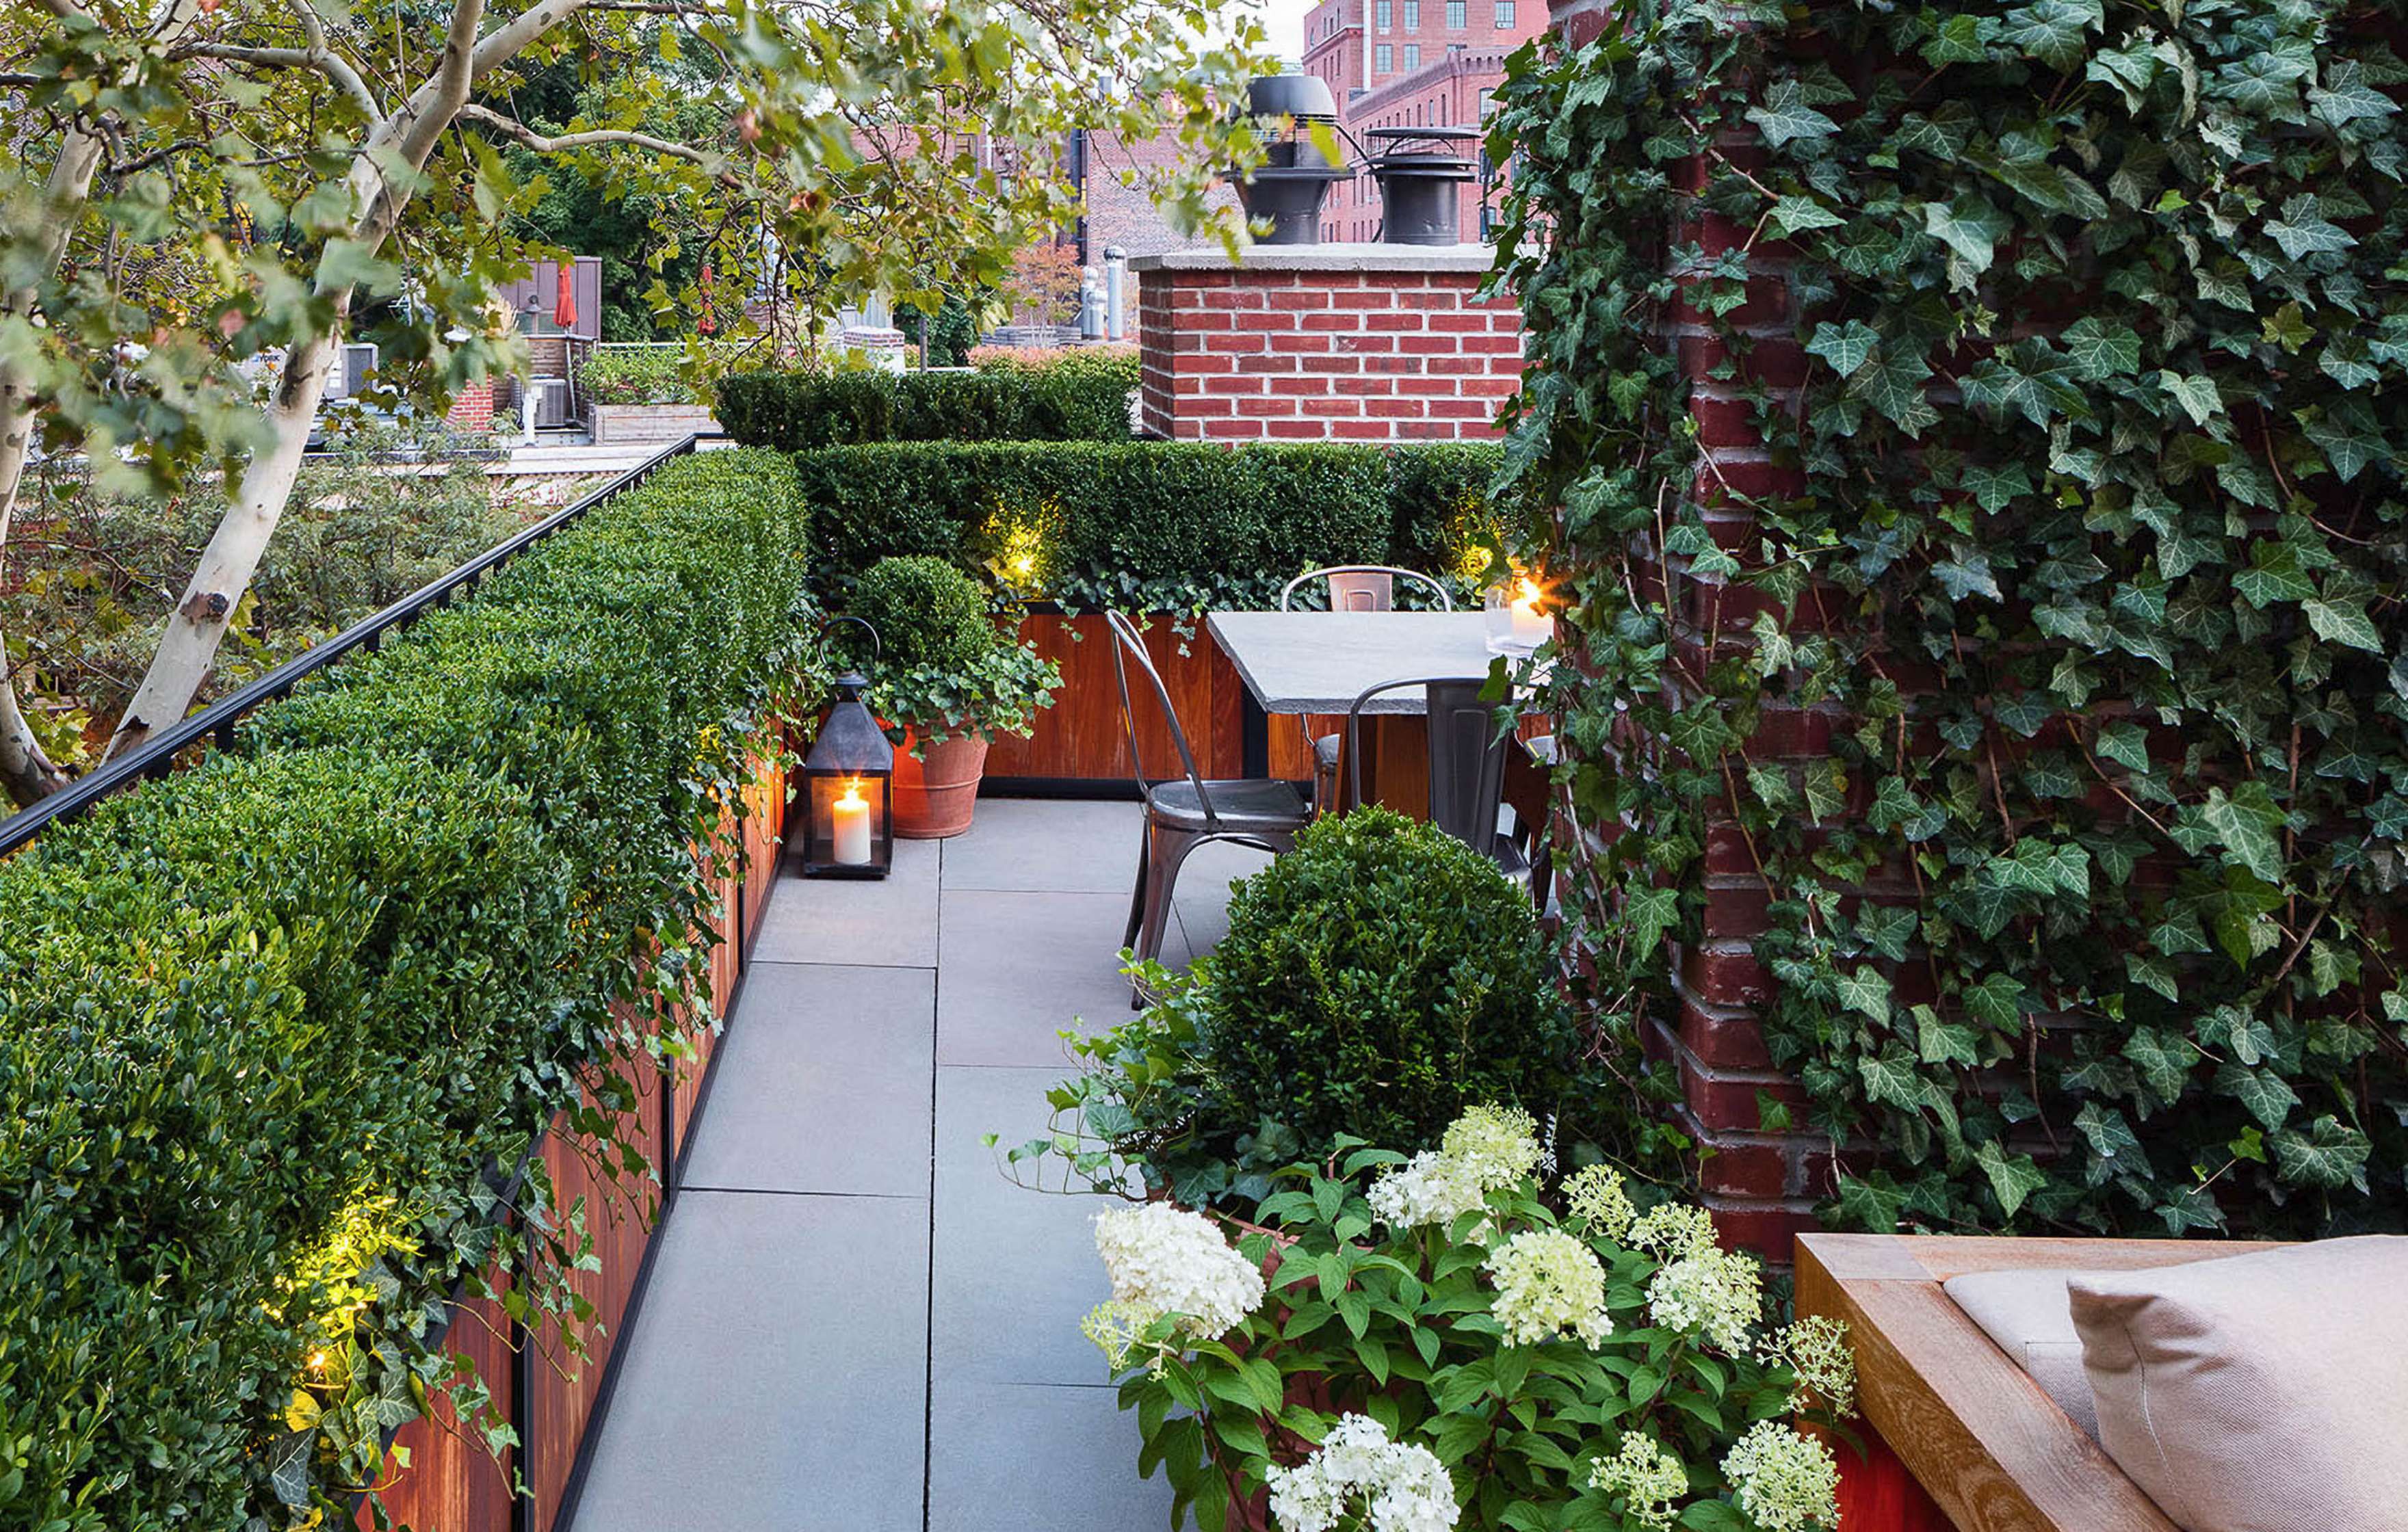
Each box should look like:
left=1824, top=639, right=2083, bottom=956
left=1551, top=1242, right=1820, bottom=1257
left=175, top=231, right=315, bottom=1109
left=844, top=555, right=1059, bottom=836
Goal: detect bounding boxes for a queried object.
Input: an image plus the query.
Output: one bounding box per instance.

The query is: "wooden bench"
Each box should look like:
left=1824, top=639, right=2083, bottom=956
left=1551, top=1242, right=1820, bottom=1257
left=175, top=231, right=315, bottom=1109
left=1794, top=1232, right=2280, bottom=1532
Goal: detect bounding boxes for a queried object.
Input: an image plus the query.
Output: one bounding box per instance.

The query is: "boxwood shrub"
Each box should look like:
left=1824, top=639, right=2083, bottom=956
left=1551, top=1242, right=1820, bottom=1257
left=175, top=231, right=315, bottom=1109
left=789, top=439, right=1500, bottom=610
left=0, top=448, right=809, bottom=1530
left=714, top=349, right=1138, bottom=447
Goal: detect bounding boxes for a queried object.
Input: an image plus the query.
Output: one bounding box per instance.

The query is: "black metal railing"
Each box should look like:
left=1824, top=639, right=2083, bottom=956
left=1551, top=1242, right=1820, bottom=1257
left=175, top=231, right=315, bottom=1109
left=0, top=433, right=715, bottom=858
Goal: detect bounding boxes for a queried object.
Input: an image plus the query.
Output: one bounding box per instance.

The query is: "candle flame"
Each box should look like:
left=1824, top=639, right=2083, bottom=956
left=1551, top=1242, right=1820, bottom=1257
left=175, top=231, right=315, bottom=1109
left=837, top=776, right=865, bottom=808
left=1513, top=576, right=1543, bottom=613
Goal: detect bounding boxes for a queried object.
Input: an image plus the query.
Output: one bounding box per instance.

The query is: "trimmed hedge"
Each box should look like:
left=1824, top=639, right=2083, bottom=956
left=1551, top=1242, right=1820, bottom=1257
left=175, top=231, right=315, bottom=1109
left=0, top=449, right=809, bottom=1529
left=716, top=349, right=1138, bottom=447
left=792, top=439, right=1501, bottom=611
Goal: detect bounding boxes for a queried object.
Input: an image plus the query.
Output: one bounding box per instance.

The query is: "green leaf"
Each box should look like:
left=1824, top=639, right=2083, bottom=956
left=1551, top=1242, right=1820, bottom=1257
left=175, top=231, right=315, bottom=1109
left=1802, top=757, right=1848, bottom=822
left=1835, top=965, right=1892, bottom=1024
left=1922, top=197, right=2000, bottom=274
left=2303, top=591, right=2383, bottom=653
left=2265, top=194, right=2356, bottom=260
left=2095, top=719, right=2149, bottom=771
left=1766, top=196, right=1844, bottom=237
left=2061, top=317, right=2141, bottom=380
left=1625, top=885, right=1679, bottom=960
left=1974, top=1140, right=2048, bottom=1219
left=2193, top=782, right=2287, bottom=884
left=1746, top=81, right=1840, bottom=148
left=2214, top=1063, right=2299, bottom=1131
left=2156, top=371, right=2223, bottom=427
left=2270, top=1116, right=2372, bottom=1190
left=1805, top=319, right=1879, bottom=378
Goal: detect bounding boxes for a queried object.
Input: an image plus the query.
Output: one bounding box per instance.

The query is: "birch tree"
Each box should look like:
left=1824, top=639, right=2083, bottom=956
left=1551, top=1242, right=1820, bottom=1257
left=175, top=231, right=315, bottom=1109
left=1, top=0, right=1270, bottom=800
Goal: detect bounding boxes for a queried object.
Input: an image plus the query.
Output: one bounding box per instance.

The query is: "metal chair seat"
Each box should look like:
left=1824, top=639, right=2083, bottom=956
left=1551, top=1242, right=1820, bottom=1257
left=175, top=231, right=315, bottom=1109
left=1147, top=776, right=1311, bottom=832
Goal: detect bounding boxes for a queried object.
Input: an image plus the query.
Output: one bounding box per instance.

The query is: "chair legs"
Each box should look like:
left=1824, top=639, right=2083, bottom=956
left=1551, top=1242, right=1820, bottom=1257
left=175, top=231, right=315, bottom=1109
left=1129, top=821, right=1203, bottom=1007
left=1123, top=821, right=1151, bottom=949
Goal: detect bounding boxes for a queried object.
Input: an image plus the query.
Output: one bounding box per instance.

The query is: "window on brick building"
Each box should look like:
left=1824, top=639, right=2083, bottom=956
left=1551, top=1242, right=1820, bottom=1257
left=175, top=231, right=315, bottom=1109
left=1493, top=0, right=1515, bottom=24
left=1376, top=0, right=1391, bottom=28
left=1447, top=0, right=1466, bottom=23
left=1375, top=42, right=1391, bottom=70
left=1404, top=0, right=1419, bottom=28
left=1403, top=42, right=1420, bottom=68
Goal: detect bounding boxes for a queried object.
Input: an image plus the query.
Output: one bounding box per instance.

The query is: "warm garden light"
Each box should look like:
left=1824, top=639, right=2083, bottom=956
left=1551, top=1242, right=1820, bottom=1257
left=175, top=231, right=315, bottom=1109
left=799, top=618, right=894, bottom=880
left=1484, top=570, right=1550, bottom=655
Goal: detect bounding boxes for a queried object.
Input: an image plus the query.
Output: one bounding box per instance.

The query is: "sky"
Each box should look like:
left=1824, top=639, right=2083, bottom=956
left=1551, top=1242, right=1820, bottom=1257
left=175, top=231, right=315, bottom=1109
left=1254, top=0, right=1317, bottom=64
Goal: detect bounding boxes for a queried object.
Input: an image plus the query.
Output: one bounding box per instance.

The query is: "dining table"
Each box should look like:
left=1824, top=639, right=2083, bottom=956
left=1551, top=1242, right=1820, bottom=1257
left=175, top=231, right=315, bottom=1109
left=1205, top=609, right=1539, bottom=820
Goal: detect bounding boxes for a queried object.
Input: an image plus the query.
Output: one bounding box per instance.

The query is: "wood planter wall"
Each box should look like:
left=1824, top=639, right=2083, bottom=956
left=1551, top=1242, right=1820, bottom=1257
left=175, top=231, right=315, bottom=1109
left=358, top=749, right=787, bottom=1532
left=986, top=611, right=1327, bottom=785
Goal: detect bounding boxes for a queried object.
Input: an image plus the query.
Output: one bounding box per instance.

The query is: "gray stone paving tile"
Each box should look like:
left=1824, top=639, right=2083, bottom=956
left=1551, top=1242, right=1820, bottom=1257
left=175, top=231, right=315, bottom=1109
left=572, top=1189, right=928, bottom=1532
left=927, top=1379, right=1172, bottom=1532
left=681, top=963, right=934, bottom=1199
left=936, top=890, right=1135, bottom=1066
left=940, top=797, right=1146, bottom=895
left=750, top=840, right=941, bottom=968
left=930, top=1064, right=1121, bottom=1388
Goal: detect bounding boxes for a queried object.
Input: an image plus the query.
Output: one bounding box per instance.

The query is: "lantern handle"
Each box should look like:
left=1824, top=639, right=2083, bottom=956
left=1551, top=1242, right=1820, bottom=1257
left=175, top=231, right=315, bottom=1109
left=821, top=613, right=880, bottom=665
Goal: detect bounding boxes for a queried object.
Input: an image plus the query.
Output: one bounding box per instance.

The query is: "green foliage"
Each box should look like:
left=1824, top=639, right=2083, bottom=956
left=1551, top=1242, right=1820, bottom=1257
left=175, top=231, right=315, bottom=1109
left=3, top=425, right=519, bottom=770
left=845, top=555, right=1060, bottom=744
left=787, top=439, right=1499, bottom=611
left=1208, top=809, right=1580, bottom=1152
left=1489, top=0, right=2408, bottom=1235
left=714, top=349, right=1140, bottom=447
left=577, top=345, right=719, bottom=405
left=0, top=449, right=809, bottom=1529
left=1097, top=1121, right=1849, bottom=1532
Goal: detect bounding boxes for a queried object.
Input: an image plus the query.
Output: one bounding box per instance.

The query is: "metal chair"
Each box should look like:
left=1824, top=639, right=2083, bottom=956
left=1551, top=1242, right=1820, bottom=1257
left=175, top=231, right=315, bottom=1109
left=1342, top=674, right=1528, bottom=882
left=1106, top=609, right=1311, bottom=1003
left=1279, top=565, right=1455, bottom=810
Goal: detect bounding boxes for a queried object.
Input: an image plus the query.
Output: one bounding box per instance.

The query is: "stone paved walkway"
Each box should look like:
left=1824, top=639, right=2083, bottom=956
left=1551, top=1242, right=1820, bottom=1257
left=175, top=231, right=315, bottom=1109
left=570, top=797, right=1272, bottom=1532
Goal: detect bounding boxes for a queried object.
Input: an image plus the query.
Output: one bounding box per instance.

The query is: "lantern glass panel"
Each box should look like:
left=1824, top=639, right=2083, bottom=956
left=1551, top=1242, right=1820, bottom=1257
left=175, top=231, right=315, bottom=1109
left=801, top=767, right=892, bottom=877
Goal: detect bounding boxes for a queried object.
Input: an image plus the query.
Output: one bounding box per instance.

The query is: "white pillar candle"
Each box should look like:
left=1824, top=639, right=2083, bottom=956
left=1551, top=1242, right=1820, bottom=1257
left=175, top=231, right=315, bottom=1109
left=832, top=780, right=873, bottom=865
left=1509, top=579, right=1550, bottom=648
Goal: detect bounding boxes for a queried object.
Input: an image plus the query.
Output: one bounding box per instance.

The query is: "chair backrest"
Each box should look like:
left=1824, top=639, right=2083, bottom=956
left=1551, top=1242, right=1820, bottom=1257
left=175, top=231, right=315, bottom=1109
left=1279, top=565, right=1456, bottom=613
left=1344, top=674, right=1511, bottom=858
left=1103, top=609, right=1215, bottom=819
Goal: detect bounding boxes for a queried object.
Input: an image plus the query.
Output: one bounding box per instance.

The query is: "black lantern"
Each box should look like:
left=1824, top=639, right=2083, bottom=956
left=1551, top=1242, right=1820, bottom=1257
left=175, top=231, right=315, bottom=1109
left=799, top=618, right=894, bottom=880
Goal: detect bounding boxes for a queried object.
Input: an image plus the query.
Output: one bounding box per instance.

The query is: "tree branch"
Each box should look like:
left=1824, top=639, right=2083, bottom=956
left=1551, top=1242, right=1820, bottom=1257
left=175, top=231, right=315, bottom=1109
left=455, top=102, right=722, bottom=170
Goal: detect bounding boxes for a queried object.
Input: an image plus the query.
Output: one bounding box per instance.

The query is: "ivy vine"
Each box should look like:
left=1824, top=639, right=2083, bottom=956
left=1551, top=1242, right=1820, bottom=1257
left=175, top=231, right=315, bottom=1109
left=1491, top=0, right=2408, bottom=1237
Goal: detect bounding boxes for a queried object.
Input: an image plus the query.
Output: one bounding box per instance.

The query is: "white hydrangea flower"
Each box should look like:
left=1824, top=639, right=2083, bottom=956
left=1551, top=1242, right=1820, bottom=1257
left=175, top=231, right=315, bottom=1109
left=1589, top=1432, right=1690, bottom=1530
left=1562, top=1164, right=1638, bottom=1241
left=1646, top=1244, right=1764, bottom=1352
left=1626, top=1202, right=1720, bottom=1260
left=1266, top=1414, right=1461, bottom=1532
left=1368, top=1105, right=1543, bottom=1230
left=1484, top=1228, right=1614, bottom=1348
left=1079, top=1298, right=1157, bottom=1372
left=1767, top=1313, right=1857, bottom=1415
left=1092, top=1202, right=1264, bottom=1343
left=1721, top=1421, right=1840, bottom=1532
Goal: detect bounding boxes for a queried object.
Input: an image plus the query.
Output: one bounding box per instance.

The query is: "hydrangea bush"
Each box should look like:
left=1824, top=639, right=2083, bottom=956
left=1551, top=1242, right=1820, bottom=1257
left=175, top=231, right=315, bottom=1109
left=1085, top=1109, right=1853, bottom=1532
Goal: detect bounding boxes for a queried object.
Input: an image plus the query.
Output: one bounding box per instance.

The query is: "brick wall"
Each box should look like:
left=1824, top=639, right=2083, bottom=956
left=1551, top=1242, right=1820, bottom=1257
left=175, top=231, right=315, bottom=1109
left=1133, top=246, right=1520, bottom=443
left=1541, top=0, right=1827, bottom=1258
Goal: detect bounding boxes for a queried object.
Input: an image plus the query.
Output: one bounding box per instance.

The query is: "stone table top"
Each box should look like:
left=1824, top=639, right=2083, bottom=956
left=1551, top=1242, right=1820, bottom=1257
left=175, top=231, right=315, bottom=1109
left=1206, top=610, right=1511, bottom=714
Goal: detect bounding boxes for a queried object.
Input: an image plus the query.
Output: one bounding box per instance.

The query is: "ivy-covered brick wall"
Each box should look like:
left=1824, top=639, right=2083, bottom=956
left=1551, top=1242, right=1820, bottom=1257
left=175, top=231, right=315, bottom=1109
left=1509, top=0, right=2408, bottom=1250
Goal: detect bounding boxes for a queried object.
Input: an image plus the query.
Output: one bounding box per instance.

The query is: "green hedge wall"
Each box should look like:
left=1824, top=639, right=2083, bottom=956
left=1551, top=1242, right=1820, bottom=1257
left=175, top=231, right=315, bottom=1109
left=792, top=440, right=1501, bottom=611
left=716, top=350, right=1138, bottom=447
left=0, top=449, right=808, bottom=1529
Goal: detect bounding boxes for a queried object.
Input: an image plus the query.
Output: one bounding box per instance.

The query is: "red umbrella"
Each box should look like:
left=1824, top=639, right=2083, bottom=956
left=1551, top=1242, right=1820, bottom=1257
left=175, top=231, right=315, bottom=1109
left=553, top=261, right=577, bottom=332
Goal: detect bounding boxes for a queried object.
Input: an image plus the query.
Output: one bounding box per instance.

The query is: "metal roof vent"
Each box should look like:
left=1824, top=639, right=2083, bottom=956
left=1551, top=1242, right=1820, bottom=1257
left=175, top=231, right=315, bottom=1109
left=1366, top=125, right=1480, bottom=246
left=1229, top=74, right=1350, bottom=246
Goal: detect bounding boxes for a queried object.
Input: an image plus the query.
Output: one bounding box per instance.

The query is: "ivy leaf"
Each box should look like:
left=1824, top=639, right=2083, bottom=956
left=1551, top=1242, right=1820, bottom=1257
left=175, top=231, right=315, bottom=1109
left=1974, top=1140, right=2048, bottom=1219
left=1802, top=756, right=1848, bottom=822
left=1835, top=966, right=1893, bottom=1025
left=1959, top=462, right=2033, bottom=512
left=1922, top=197, right=2001, bottom=274
left=2094, top=719, right=2149, bottom=771
left=2309, top=62, right=2398, bottom=129
left=2232, top=542, right=2318, bottom=607
left=2060, top=317, right=2141, bottom=380
left=2270, top=1115, right=2372, bottom=1190
left=2215, top=1063, right=2300, bottom=1131
left=1915, top=1006, right=1982, bottom=1068
left=2303, top=589, right=2383, bottom=652
left=1963, top=970, right=2026, bottom=1030
left=1805, top=319, right=1879, bottom=378
left=1848, top=346, right=1939, bottom=434
left=2074, top=1101, right=2145, bottom=1168
left=1998, top=0, right=2102, bottom=71
left=2156, top=370, right=2223, bottom=426
left=1857, top=1046, right=1923, bottom=1110
left=1745, top=81, right=1840, bottom=148
left=2301, top=397, right=2384, bottom=482
left=2193, top=782, right=2287, bottom=883
left=1920, top=12, right=1995, bottom=65
left=2155, top=1185, right=2228, bottom=1235
left=1767, top=196, right=1845, bottom=237
left=1625, top=886, right=1679, bottom=961
left=2127, top=951, right=2180, bottom=1001
left=2123, top=1027, right=2195, bottom=1101
left=1932, top=547, right=2002, bottom=602
left=2264, top=194, right=2356, bottom=259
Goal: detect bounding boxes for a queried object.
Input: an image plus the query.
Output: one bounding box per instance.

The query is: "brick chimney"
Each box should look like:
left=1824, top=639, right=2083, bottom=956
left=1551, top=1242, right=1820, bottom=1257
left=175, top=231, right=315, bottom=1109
left=1133, top=245, right=1521, bottom=443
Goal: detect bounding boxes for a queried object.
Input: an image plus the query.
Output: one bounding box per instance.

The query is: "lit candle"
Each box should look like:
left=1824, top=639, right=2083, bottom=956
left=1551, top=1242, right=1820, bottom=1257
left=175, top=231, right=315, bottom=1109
left=833, top=778, right=872, bottom=865
left=1510, top=577, right=1550, bottom=648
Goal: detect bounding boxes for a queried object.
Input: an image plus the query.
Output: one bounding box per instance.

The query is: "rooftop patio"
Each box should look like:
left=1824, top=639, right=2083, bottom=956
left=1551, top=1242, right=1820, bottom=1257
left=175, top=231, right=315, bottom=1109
left=568, top=799, right=1271, bottom=1532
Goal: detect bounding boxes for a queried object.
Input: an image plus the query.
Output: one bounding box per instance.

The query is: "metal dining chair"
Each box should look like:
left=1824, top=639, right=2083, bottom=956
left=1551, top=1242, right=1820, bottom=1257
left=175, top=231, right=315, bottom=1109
left=1105, top=609, right=1312, bottom=1003
left=1342, top=674, right=1529, bottom=882
left=1278, top=565, right=1455, bottom=811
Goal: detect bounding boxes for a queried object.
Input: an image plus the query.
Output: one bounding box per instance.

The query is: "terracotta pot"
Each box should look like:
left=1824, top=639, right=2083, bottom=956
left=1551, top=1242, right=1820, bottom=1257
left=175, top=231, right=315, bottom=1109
left=893, top=728, right=989, bottom=838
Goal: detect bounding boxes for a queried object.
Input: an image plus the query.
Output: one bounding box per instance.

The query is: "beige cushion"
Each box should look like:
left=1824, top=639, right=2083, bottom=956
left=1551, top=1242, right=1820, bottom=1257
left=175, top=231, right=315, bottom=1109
left=1942, top=1268, right=2100, bottom=1440
left=2069, top=1236, right=2408, bottom=1532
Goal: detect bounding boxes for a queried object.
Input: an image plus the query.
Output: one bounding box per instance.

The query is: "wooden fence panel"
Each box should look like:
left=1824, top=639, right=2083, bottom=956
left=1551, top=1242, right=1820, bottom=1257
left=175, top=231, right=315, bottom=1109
left=353, top=1284, right=515, bottom=1532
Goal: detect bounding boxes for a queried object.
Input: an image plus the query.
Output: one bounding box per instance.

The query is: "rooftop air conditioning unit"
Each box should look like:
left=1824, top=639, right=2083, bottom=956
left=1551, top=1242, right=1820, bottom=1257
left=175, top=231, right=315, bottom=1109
left=531, top=375, right=572, bottom=429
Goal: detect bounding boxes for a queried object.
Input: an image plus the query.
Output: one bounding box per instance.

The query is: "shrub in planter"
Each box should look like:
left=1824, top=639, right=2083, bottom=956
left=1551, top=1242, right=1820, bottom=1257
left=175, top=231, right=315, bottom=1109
left=1084, top=1106, right=1856, bottom=1532
left=1006, top=809, right=1579, bottom=1209
left=1208, top=808, right=1577, bottom=1151
left=842, top=555, right=1058, bottom=834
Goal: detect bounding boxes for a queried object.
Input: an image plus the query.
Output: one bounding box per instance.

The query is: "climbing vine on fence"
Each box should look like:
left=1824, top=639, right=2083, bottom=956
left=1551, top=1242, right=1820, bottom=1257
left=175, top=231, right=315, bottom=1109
left=1490, top=0, right=2408, bottom=1237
